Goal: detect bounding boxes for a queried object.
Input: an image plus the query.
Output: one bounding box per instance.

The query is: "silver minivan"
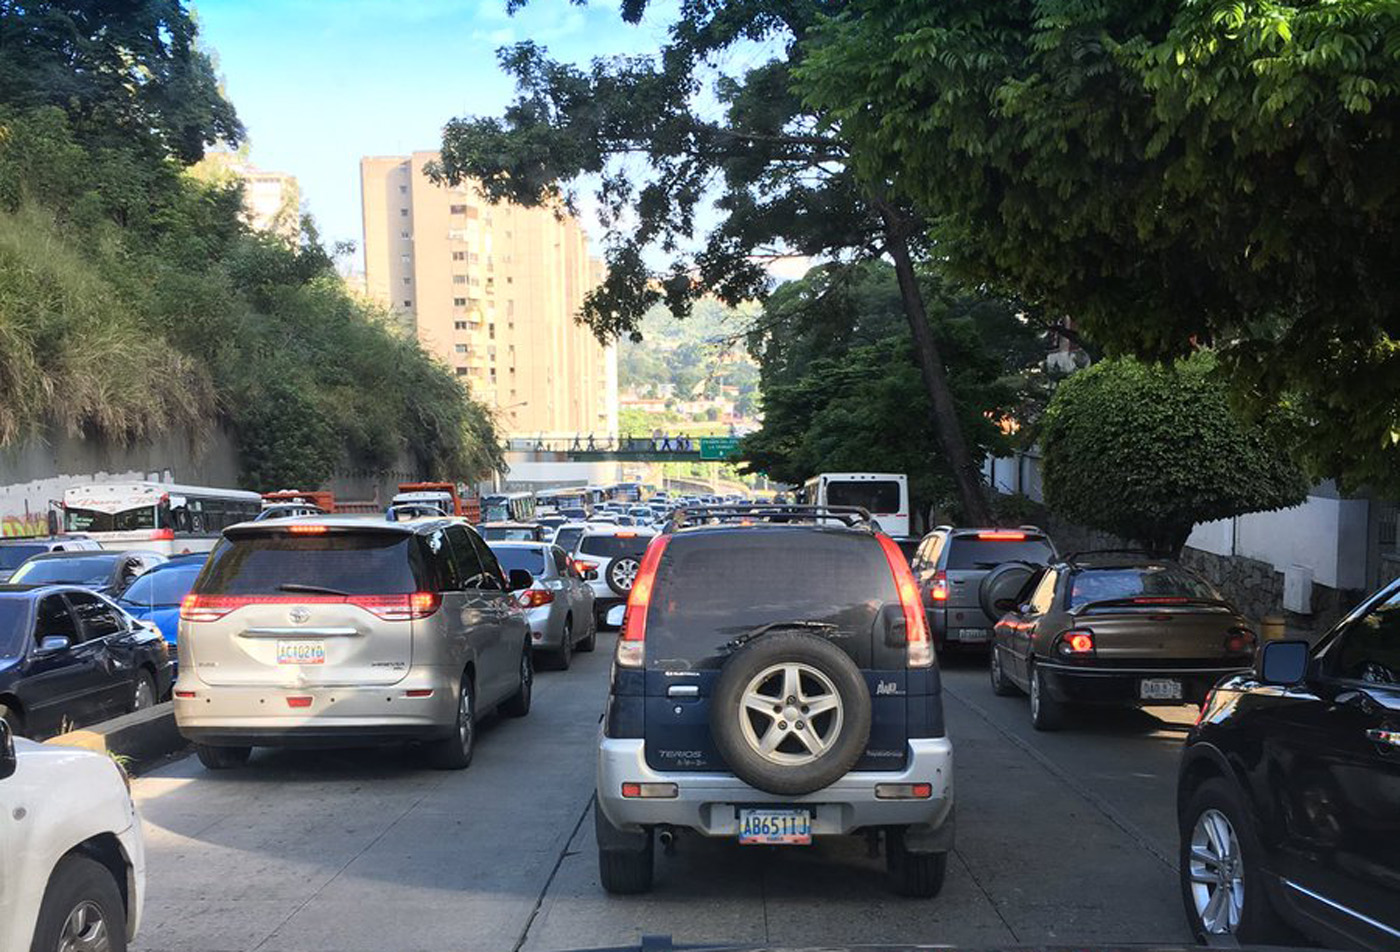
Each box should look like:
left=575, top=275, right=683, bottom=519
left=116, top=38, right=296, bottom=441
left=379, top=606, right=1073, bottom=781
left=173, top=517, right=534, bottom=770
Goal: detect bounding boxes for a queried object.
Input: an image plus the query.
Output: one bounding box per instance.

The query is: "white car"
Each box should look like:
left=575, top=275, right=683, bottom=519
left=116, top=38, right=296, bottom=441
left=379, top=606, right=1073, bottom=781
left=0, top=720, right=145, bottom=952
left=572, top=525, right=657, bottom=627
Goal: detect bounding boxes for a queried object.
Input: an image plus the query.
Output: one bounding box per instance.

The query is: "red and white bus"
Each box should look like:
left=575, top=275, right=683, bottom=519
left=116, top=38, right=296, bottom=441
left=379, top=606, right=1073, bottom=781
left=62, top=482, right=263, bottom=554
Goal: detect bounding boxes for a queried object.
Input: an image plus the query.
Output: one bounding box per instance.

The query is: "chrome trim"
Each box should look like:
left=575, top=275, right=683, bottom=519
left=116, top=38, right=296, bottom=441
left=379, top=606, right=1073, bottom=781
left=1281, top=878, right=1400, bottom=939
left=666, top=685, right=699, bottom=698
left=240, top=626, right=359, bottom=638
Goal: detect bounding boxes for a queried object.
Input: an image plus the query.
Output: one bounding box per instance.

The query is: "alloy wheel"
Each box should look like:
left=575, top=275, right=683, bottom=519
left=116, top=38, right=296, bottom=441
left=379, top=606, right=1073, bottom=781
left=1029, top=666, right=1041, bottom=719
left=58, top=899, right=112, bottom=952
left=610, top=558, right=640, bottom=591
left=737, top=662, right=843, bottom=766
left=1189, top=808, right=1245, bottom=934
left=457, top=686, right=473, bottom=753
left=133, top=677, right=154, bottom=711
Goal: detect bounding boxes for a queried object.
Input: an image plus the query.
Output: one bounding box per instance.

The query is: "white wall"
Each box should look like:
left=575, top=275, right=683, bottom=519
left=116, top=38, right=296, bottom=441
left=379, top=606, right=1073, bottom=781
left=984, top=452, right=1044, bottom=503
left=1187, top=495, right=1369, bottom=590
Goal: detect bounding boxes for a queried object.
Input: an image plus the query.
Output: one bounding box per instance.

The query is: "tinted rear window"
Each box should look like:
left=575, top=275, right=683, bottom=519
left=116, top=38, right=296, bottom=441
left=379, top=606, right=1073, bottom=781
left=11, top=555, right=117, bottom=586
left=554, top=526, right=586, bottom=553
left=490, top=546, right=547, bottom=576
left=825, top=480, right=901, bottom=513
left=579, top=535, right=652, bottom=558
left=198, top=532, right=422, bottom=595
left=1067, top=566, right=1220, bottom=608
left=645, top=529, right=898, bottom=669
left=945, top=537, right=1054, bottom=570
left=0, top=545, right=47, bottom=570
left=482, top=526, right=536, bottom=541
left=0, top=599, right=30, bottom=659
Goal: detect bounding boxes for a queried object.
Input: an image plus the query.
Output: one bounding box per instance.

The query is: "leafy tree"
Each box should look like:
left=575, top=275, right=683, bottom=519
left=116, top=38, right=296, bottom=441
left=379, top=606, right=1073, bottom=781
left=434, top=0, right=998, bottom=521
left=798, top=0, right=1400, bottom=493
left=1040, top=355, right=1309, bottom=557
left=741, top=262, right=1038, bottom=525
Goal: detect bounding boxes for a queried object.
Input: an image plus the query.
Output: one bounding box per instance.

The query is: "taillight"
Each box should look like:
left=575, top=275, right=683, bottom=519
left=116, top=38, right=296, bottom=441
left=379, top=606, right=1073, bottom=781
left=350, top=592, right=441, bottom=621
left=1055, top=629, right=1095, bottom=656
left=1225, top=627, right=1257, bottom=654
left=286, top=524, right=329, bottom=535
left=617, top=535, right=671, bottom=668
left=574, top=560, right=598, bottom=575
left=149, top=528, right=175, bottom=541
left=877, top=534, right=932, bottom=668
left=929, top=570, right=948, bottom=602
left=977, top=531, right=1025, bottom=540
left=518, top=588, right=555, bottom=608
left=180, top=594, right=237, bottom=622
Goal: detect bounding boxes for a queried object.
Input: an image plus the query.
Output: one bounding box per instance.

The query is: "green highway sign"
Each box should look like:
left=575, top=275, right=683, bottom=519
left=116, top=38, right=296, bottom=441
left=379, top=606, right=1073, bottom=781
left=698, top=436, right=741, bottom=461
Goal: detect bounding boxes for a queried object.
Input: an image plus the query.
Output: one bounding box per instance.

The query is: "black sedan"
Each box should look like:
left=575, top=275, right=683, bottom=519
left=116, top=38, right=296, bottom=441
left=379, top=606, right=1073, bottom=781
left=6, top=549, right=167, bottom=596
left=0, top=583, right=175, bottom=739
left=1177, top=577, right=1400, bottom=948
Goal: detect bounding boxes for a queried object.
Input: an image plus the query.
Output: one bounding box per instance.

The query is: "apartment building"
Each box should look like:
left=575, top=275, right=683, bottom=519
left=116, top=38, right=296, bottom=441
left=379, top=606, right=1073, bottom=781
left=194, top=153, right=300, bottom=241
left=361, top=152, right=617, bottom=438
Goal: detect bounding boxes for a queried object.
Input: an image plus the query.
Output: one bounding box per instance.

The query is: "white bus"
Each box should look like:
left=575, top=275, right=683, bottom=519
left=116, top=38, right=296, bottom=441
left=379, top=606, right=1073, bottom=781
left=62, top=482, right=264, bottom=554
left=481, top=492, right=537, bottom=524
left=801, top=472, right=911, bottom=538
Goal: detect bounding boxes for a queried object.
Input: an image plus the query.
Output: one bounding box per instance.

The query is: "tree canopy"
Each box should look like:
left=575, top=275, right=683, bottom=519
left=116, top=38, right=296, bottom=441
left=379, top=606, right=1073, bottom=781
left=797, top=0, right=1400, bottom=493
left=1040, top=354, right=1309, bottom=556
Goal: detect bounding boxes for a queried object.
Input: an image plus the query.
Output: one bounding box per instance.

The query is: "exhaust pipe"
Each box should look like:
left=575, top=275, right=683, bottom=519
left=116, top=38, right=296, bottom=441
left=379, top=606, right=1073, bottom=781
left=657, top=827, right=677, bottom=854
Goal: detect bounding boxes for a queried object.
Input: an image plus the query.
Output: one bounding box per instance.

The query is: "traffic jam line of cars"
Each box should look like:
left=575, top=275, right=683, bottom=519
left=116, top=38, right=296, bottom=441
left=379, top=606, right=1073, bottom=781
left=2, top=489, right=1398, bottom=952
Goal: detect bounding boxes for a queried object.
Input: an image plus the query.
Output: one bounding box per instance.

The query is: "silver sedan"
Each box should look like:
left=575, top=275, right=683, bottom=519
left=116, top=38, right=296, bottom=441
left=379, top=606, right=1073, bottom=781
left=488, top=542, right=597, bottom=670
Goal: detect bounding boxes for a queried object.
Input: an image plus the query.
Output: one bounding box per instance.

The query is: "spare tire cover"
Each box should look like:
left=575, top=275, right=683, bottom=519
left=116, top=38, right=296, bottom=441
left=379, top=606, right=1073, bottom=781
left=709, top=630, right=871, bottom=796
left=979, top=561, right=1038, bottom=621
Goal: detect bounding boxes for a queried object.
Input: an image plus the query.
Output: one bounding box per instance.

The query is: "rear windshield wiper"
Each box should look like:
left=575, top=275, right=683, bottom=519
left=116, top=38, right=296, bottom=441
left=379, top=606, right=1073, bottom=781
left=276, top=583, right=350, bottom=596
left=722, top=620, right=838, bottom=654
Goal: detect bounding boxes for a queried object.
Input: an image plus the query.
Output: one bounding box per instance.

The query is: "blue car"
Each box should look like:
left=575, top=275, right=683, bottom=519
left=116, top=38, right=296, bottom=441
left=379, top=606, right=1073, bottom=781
left=116, top=556, right=207, bottom=648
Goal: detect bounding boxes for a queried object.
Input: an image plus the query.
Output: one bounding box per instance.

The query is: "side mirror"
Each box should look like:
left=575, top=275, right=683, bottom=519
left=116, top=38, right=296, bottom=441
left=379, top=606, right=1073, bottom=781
left=37, top=635, right=72, bottom=654
left=1259, top=640, right=1310, bottom=686
left=507, top=568, right=534, bottom=592
left=0, top=719, right=15, bottom=780
left=606, top=604, right=628, bottom=628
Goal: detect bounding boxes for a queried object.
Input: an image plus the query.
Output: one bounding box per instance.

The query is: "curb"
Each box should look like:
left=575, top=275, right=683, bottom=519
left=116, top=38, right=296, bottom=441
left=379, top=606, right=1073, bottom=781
left=43, top=702, right=185, bottom=768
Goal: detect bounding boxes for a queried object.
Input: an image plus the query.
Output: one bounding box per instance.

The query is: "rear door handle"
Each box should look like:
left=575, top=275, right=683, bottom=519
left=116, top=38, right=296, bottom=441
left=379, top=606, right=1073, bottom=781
left=667, top=685, right=699, bottom=698
left=1366, top=728, right=1400, bottom=749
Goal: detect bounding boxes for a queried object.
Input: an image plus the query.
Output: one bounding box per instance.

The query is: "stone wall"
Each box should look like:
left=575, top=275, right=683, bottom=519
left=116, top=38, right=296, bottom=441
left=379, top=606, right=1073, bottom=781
left=1181, top=546, right=1363, bottom=637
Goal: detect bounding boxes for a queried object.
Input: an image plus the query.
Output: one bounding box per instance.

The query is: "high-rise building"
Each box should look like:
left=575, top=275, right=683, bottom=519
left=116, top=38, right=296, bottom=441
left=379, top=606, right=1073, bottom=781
left=361, top=152, right=617, bottom=439
left=193, top=153, right=300, bottom=241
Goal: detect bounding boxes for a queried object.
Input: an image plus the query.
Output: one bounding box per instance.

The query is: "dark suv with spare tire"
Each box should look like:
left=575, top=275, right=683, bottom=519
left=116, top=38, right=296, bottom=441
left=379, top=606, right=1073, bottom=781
left=595, top=505, right=954, bottom=897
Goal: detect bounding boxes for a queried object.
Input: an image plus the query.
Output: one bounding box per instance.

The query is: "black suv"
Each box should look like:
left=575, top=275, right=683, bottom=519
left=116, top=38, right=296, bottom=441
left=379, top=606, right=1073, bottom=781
left=1176, top=577, right=1400, bottom=948
left=910, top=526, right=1057, bottom=651
left=595, top=506, right=954, bottom=897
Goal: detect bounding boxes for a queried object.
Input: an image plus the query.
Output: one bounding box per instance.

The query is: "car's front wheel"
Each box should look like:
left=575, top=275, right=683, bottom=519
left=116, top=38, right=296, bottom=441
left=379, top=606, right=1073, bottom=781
left=29, top=854, right=129, bottom=952
left=130, top=670, right=156, bottom=713
left=1179, top=778, right=1287, bottom=943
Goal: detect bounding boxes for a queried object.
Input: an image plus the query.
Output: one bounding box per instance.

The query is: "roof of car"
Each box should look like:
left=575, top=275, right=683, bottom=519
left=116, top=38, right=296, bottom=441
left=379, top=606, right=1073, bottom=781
left=225, top=515, right=454, bottom=536
left=487, top=540, right=551, bottom=549
left=481, top=521, right=539, bottom=529
left=580, top=524, right=657, bottom=537
left=0, top=582, right=85, bottom=595
left=20, top=550, right=128, bottom=561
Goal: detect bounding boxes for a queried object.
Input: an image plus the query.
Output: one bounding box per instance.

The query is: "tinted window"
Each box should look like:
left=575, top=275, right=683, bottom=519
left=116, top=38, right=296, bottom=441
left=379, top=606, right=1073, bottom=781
left=0, top=544, right=47, bottom=571
left=645, top=529, right=898, bottom=670
left=0, top=598, right=33, bottom=658
left=198, top=533, right=423, bottom=595
left=561, top=507, right=588, bottom=520
left=482, top=526, right=537, bottom=541
left=554, top=526, right=586, bottom=553
left=551, top=546, right=571, bottom=574
left=118, top=566, right=202, bottom=607
left=11, top=555, right=118, bottom=586
left=440, top=526, right=479, bottom=591
left=1332, top=588, right=1400, bottom=685
left=469, top=531, right=507, bottom=590
left=825, top=480, right=901, bottom=513
left=67, top=591, right=125, bottom=640
left=944, top=537, right=1055, bottom=570
left=579, top=535, right=653, bottom=559
left=1066, top=565, right=1220, bottom=609
left=491, top=546, right=547, bottom=576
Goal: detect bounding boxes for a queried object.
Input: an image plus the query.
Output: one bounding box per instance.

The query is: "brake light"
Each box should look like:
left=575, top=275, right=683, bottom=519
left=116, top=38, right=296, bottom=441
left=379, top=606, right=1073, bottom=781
left=182, top=592, right=440, bottom=622
left=615, top=531, right=637, bottom=538
left=149, top=528, right=175, bottom=541
left=1225, top=627, right=1257, bottom=654
left=1056, top=629, right=1095, bottom=656
left=181, top=594, right=237, bottom=622
left=877, top=534, right=932, bottom=668
left=574, top=560, right=598, bottom=574
left=930, top=570, right=948, bottom=602
left=518, top=588, right=555, bottom=608
left=286, top=524, right=328, bottom=535
left=617, top=535, right=671, bottom=668
left=350, top=592, right=441, bottom=621
left=978, top=531, right=1025, bottom=540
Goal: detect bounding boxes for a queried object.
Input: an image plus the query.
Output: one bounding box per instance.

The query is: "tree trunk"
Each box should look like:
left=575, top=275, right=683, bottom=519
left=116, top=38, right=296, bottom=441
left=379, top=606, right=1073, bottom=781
left=878, top=206, right=993, bottom=526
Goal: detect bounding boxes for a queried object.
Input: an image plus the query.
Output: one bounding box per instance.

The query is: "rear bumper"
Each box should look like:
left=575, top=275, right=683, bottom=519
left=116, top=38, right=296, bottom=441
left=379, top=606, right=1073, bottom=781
left=1038, top=661, right=1249, bottom=705
left=597, top=736, right=954, bottom=844
left=925, top=608, right=994, bottom=646
left=173, top=668, right=460, bottom=746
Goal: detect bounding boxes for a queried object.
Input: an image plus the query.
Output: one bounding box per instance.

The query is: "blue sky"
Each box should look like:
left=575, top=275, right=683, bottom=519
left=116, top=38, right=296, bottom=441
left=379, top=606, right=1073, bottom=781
left=194, top=0, right=679, bottom=265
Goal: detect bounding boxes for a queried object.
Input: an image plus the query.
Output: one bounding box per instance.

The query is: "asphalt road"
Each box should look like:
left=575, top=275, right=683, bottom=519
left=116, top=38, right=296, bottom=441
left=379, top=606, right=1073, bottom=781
left=131, top=639, right=1197, bottom=952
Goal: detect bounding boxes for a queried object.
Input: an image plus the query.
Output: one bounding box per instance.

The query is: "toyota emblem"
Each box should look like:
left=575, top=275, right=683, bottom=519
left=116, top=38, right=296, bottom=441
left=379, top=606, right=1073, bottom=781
left=288, top=606, right=311, bottom=624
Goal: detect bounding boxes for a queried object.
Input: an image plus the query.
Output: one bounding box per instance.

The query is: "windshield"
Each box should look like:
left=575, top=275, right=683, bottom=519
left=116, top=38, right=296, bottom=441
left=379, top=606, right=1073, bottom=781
left=0, top=544, right=47, bottom=571
left=1067, top=565, right=1222, bottom=608
left=118, top=565, right=203, bottom=608
left=0, top=599, right=29, bottom=659
left=63, top=505, right=157, bottom=532
left=10, top=555, right=117, bottom=586
left=489, top=546, right=547, bottom=576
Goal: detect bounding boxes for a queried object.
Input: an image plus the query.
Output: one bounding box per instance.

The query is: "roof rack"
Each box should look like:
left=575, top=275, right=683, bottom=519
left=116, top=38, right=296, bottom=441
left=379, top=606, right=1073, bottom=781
left=664, top=504, right=874, bottom=532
